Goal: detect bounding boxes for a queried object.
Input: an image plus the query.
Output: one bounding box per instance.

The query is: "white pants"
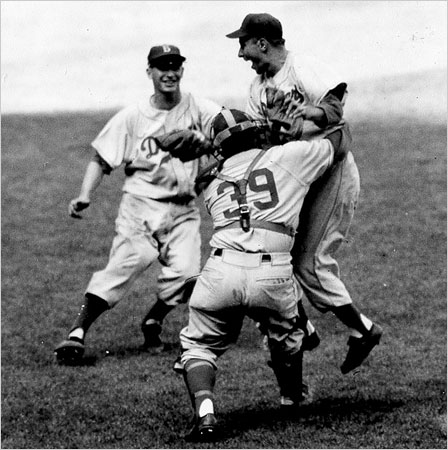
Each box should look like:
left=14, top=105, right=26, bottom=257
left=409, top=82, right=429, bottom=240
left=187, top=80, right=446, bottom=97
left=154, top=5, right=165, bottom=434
left=180, top=249, right=305, bottom=368
left=292, top=151, right=360, bottom=311
left=86, top=193, right=201, bottom=308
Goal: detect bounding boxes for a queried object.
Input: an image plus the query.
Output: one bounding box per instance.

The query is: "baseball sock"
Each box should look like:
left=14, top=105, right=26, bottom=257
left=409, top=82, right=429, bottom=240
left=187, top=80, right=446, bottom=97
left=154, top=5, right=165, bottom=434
left=184, top=359, right=216, bottom=418
left=332, top=304, right=373, bottom=338
left=142, top=299, right=174, bottom=325
left=68, top=293, right=110, bottom=341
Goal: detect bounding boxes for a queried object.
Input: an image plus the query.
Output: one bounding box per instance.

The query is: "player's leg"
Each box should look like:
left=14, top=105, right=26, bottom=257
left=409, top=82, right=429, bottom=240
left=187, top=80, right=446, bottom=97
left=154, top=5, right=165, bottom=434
left=249, top=255, right=311, bottom=407
left=55, top=195, right=160, bottom=364
left=141, top=206, right=201, bottom=350
left=292, top=152, right=382, bottom=372
left=177, top=256, right=245, bottom=441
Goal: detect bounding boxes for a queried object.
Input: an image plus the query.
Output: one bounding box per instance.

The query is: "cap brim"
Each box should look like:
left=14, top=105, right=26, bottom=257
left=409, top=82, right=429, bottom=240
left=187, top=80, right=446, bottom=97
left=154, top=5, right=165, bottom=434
left=226, top=29, right=248, bottom=39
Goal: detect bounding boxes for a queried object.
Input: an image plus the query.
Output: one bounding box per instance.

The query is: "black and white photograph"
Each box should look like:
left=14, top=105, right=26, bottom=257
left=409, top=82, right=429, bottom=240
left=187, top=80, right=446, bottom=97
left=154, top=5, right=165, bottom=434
left=1, top=1, right=446, bottom=448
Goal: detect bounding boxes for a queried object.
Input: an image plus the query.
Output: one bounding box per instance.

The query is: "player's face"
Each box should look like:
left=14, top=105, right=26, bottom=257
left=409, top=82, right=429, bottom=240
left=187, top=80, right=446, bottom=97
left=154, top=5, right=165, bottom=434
left=148, top=60, right=184, bottom=94
left=238, top=37, right=269, bottom=75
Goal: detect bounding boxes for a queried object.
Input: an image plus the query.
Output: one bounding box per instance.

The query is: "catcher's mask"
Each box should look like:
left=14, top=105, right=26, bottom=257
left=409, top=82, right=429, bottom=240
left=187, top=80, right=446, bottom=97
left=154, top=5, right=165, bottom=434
left=210, top=108, right=261, bottom=157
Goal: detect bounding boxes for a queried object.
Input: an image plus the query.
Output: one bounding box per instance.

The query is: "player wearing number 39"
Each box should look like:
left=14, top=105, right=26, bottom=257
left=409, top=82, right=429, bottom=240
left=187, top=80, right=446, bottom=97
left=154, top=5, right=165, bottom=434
left=172, top=108, right=351, bottom=440
left=54, top=45, right=221, bottom=364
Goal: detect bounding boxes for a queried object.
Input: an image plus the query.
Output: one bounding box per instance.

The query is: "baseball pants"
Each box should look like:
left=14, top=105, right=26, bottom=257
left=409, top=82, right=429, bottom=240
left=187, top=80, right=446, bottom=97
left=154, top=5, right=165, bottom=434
left=86, top=192, right=201, bottom=308
left=180, top=249, right=305, bottom=368
left=292, top=151, right=360, bottom=311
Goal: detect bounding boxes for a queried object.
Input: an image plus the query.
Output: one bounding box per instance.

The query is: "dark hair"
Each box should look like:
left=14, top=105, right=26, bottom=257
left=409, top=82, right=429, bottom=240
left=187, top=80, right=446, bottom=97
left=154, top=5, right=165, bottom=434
left=267, top=37, right=285, bottom=46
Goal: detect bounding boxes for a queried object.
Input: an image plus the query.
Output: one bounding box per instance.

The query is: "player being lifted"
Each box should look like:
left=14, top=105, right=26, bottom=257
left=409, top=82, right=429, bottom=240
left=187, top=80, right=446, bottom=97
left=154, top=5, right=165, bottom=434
left=226, top=13, right=382, bottom=375
left=162, top=108, right=352, bottom=441
left=54, top=45, right=221, bottom=364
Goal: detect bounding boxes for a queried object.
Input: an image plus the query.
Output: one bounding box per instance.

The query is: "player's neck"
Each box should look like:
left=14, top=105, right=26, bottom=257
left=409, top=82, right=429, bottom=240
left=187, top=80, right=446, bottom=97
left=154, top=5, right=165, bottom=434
left=151, top=91, right=181, bottom=110
left=265, top=48, right=288, bottom=78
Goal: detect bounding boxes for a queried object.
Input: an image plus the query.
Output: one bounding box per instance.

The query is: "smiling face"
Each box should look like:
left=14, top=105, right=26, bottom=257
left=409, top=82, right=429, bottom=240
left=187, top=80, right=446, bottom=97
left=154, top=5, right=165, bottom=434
left=237, top=36, right=270, bottom=75
left=147, top=58, right=184, bottom=95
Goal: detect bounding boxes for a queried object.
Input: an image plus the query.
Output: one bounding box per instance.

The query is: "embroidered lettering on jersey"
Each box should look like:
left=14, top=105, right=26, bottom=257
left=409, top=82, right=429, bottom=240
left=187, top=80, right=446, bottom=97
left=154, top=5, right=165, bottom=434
left=261, top=85, right=305, bottom=120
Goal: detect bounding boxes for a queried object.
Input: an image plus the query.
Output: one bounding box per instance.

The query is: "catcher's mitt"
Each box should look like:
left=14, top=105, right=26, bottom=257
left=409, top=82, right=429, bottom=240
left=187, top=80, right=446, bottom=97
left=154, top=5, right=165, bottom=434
left=155, top=129, right=214, bottom=162
left=265, top=87, right=304, bottom=144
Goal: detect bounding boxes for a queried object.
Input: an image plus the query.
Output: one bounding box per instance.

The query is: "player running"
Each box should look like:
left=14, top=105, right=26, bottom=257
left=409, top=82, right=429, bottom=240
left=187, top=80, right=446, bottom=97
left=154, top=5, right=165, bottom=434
left=168, top=108, right=351, bottom=441
left=54, top=45, right=221, bottom=365
left=226, top=13, right=383, bottom=375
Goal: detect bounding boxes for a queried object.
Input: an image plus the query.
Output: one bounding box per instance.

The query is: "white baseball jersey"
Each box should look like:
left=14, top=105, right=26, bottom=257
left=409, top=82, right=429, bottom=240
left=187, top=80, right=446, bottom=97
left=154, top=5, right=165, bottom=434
left=91, top=93, right=221, bottom=199
left=204, top=139, right=334, bottom=253
left=246, top=52, right=346, bottom=141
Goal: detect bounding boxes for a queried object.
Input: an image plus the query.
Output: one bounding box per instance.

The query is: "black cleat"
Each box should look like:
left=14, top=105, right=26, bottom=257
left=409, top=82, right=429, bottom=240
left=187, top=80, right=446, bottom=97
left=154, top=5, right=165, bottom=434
left=54, top=338, right=85, bottom=365
left=341, top=324, right=383, bottom=374
left=185, top=413, right=218, bottom=442
left=141, top=322, right=164, bottom=353
left=280, top=383, right=314, bottom=408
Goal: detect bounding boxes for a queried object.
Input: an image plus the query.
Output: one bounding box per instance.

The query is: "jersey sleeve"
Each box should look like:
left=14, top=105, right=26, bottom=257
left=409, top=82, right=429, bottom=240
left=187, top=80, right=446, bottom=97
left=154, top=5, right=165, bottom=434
left=91, top=105, right=136, bottom=169
left=280, top=139, right=334, bottom=185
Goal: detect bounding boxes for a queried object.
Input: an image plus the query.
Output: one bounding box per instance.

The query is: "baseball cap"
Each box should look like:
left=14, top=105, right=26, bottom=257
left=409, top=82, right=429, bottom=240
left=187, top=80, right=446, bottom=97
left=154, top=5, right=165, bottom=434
left=147, top=44, right=186, bottom=66
left=226, top=13, right=283, bottom=40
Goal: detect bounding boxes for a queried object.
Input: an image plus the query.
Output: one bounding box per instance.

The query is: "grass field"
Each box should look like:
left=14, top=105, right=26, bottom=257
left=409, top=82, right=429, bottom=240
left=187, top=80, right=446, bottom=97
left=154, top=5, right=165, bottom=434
left=1, top=99, right=446, bottom=448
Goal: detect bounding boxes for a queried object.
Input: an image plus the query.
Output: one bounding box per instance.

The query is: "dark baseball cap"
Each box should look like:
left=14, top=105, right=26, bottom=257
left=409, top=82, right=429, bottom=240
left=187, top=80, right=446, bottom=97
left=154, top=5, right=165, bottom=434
left=226, top=13, right=283, bottom=40
left=147, top=44, right=186, bottom=65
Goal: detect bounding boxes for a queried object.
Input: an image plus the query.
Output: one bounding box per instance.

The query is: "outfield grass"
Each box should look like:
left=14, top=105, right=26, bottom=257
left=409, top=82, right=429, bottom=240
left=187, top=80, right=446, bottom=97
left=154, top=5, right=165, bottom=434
left=1, top=110, right=446, bottom=448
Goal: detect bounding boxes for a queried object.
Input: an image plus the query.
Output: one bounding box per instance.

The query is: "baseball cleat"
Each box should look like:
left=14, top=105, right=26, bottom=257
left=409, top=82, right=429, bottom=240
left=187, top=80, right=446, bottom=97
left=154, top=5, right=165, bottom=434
left=340, top=323, right=383, bottom=374
left=301, top=330, right=321, bottom=352
left=280, top=383, right=314, bottom=408
left=141, top=322, right=164, bottom=353
left=54, top=338, right=85, bottom=365
left=185, top=413, right=219, bottom=442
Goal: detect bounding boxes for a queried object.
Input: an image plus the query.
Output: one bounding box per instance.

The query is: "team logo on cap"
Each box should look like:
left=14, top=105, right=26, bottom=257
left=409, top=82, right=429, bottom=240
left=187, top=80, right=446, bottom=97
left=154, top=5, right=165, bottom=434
left=162, top=45, right=171, bottom=53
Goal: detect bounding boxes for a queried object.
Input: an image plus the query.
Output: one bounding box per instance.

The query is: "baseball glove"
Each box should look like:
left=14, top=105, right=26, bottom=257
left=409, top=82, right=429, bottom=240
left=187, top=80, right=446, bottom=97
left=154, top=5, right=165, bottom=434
left=265, top=87, right=304, bottom=144
left=155, top=129, right=214, bottom=162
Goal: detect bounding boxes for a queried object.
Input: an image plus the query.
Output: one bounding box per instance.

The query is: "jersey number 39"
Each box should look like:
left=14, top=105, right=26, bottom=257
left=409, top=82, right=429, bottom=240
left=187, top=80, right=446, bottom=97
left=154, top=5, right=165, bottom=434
left=217, top=168, right=279, bottom=219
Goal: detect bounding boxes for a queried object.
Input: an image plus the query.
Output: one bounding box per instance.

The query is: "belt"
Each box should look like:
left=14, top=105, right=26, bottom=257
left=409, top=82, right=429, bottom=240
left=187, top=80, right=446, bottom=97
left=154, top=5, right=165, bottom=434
left=213, top=248, right=271, bottom=262
left=211, top=248, right=291, bottom=267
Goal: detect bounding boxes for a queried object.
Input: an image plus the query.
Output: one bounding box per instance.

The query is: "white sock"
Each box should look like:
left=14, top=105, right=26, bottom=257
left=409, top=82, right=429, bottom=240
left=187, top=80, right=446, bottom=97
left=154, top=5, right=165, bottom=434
left=306, top=321, right=315, bottom=334
left=349, top=329, right=363, bottom=338
left=361, top=314, right=373, bottom=330
left=350, top=315, right=373, bottom=338
left=68, top=327, right=84, bottom=340
left=198, top=398, right=214, bottom=417
left=144, top=318, right=161, bottom=326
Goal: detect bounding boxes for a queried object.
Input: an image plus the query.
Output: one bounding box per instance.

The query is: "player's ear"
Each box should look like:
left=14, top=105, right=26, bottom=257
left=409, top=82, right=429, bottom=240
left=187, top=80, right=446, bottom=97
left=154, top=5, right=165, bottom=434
left=258, top=38, right=268, bottom=52
left=146, top=66, right=153, bottom=79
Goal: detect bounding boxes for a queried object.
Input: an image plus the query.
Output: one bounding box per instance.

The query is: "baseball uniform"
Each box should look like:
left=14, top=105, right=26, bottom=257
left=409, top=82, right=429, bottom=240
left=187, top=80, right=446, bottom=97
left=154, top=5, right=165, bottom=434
left=180, top=136, right=336, bottom=367
left=246, top=51, right=360, bottom=311
left=86, top=93, right=221, bottom=308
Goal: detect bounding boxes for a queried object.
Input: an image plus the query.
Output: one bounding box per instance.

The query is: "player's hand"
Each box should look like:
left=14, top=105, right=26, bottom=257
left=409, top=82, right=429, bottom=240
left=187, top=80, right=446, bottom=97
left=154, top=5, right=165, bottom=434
left=69, top=197, right=90, bottom=219
left=282, top=97, right=306, bottom=119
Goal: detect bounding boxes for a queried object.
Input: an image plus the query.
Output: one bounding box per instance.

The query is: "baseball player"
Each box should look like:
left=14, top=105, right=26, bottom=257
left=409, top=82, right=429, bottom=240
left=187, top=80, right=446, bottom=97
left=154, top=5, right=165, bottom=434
left=168, top=108, right=350, bottom=441
left=226, top=13, right=382, bottom=375
left=54, top=45, right=221, bottom=365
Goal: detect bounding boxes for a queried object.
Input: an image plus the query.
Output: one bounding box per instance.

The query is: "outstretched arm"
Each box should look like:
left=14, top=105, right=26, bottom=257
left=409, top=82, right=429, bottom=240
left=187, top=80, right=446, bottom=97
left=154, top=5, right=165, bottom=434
left=68, top=155, right=108, bottom=218
left=283, top=90, right=344, bottom=129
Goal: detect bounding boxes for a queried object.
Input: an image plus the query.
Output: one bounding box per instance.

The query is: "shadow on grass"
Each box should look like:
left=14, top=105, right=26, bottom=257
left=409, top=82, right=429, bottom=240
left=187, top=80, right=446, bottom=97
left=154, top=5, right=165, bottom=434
left=219, top=397, right=405, bottom=440
left=63, top=341, right=182, bottom=366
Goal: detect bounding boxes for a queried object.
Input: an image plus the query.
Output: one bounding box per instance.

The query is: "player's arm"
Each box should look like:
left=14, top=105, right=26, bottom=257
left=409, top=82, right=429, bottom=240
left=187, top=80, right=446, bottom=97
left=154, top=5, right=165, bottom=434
left=325, top=124, right=351, bottom=162
left=283, top=88, right=344, bottom=129
left=68, top=153, right=112, bottom=219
